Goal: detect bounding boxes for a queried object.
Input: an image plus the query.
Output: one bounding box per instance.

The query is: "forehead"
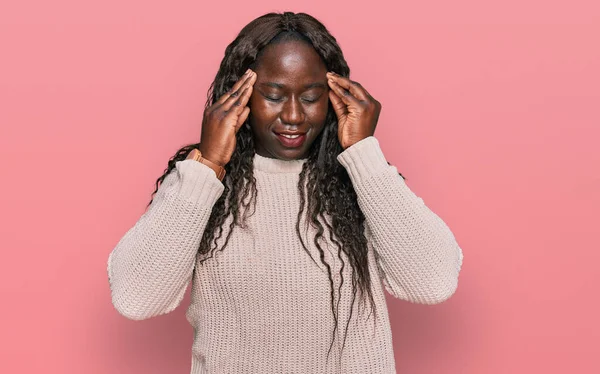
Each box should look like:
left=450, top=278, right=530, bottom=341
left=255, top=40, right=326, bottom=81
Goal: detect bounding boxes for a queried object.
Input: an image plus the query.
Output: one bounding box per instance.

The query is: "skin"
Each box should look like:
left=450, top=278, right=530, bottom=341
left=249, top=40, right=330, bottom=160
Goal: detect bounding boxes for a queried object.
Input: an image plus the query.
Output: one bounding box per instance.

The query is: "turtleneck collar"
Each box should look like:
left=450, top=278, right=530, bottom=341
left=253, top=152, right=307, bottom=173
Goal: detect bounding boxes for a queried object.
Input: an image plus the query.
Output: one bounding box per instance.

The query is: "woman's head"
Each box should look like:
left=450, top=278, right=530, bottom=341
left=207, top=12, right=350, bottom=160
left=249, top=39, right=329, bottom=160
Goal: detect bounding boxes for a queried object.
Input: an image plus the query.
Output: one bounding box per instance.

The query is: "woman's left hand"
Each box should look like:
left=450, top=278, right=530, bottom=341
left=326, top=71, right=382, bottom=150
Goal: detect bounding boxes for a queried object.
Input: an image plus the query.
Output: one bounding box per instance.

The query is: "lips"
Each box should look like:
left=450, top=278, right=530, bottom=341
left=274, top=131, right=306, bottom=136
left=274, top=131, right=307, bottom=148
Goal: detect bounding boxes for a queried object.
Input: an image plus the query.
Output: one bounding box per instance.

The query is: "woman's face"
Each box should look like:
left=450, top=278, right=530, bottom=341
left=249, top=40, right=330, bottom=160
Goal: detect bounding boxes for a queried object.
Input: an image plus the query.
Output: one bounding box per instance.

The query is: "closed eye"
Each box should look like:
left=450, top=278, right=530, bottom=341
left=264, top=95, right=282, bottom=102
left=263, top=94, right=321, bottom=103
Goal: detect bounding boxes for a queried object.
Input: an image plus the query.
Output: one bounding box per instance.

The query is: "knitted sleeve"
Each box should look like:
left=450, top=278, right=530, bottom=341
left=107, top=159, right=225, bottom=320
left=337, top=136, right=464, bottom=304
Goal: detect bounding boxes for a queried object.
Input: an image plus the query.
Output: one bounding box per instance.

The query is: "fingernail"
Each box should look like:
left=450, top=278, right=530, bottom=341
left=245, top=69, right=251, bottom=75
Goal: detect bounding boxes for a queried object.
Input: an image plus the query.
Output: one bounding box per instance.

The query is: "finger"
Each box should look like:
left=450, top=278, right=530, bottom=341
left=225, top=85, right=251, bottom=113
left=327, top=78, right=360, bottom=107
left=327, top=73, right=369, bottom=101
left=223, top=83, right=250, bottom=112
left=222, top=71, right=255, bottom=108
left=328, top=89, right=347, bottom=120
left=216, top=70, right=255, bottom=105
left=222, top=73, right=256, bottom=112
left=229, top=85, right=253, bottom=117
left=235, top=107, right=251, bottom=131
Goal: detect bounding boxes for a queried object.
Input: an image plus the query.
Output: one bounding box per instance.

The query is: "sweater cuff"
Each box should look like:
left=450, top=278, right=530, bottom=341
left=337, top=136, right=389, bottom=182
left=171, top=159, right=225, bottom=205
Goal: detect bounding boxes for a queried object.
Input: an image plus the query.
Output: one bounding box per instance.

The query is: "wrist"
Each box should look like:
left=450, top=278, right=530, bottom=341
left=197, top=144, right=226, bottom=166
left=201, top=154, right=225, bottom=167
left=186, top=148, right=226, bottom=181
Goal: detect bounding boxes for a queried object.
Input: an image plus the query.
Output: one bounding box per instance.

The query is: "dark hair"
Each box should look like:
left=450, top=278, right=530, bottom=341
left=147, top=11, right=405, bottom=363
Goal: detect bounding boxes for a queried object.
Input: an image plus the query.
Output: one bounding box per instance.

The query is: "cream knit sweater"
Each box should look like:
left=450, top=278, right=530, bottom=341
left=107, top=136, right=463, bottom=374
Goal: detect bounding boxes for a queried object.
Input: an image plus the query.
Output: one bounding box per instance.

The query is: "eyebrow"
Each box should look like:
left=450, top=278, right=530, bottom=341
left=260, top=82, right=327, bottom=89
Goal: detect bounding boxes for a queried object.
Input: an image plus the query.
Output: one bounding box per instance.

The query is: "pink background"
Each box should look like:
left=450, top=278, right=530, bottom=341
left=1, top=1, right=598, bottom=373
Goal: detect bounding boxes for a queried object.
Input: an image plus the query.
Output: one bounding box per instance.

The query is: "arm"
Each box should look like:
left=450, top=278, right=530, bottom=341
left=337, top=136, right=464, bottom=304
left=107, top=159, right=224, bottom=320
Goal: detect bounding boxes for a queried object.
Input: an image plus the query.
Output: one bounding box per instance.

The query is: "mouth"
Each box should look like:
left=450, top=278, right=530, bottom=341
left=273, top=131, right=307, bottom=148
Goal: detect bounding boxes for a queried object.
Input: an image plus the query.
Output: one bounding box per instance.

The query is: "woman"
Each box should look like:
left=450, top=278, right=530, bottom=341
left=107, top=11, right=464, bottom=374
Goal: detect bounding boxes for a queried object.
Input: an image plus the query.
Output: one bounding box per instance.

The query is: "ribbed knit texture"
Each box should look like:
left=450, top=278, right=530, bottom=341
left=107, top=136, right=464, bottom=374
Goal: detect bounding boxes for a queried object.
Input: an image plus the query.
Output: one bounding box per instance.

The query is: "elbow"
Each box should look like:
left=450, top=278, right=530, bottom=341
left=414, top=244, right=464, bottom=305
left=110, top=290, right=182, bottom=321
left=107, top=274, right=187, bottom=321
left=385, top=271, right=461, bottom=305
left=107, top=263, right=151, bottom=321
left=421, top=249, right=463, bottom=305
left=419, top=278, right=459, bottom=305
left=387, top=278, right=460, bottom=305
left=381, top=227, right=465, bottom=305
left=113, top=304, right=148, bottom=321
left=109, top=283, right=183, bottom=321
left=107, top=252, right=160, bottom=321
left=110, top=291, right=155, bottom=321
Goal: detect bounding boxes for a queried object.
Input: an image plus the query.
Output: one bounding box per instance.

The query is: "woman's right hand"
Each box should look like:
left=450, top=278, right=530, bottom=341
left=198, top=69, right=257, bottom=166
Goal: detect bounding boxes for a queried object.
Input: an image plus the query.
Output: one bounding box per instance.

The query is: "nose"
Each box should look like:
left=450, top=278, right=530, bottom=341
left=280, top=95, right=305, bottom=126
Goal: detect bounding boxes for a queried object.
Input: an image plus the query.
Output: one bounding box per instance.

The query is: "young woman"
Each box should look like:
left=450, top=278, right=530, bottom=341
left=107, top=11, right=464, bottom=374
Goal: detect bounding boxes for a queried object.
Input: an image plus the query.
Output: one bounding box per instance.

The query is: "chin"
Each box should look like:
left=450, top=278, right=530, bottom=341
left=272, top=148, right=307, bottom=160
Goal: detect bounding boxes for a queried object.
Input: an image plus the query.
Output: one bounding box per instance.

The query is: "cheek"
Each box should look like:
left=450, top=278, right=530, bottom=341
left=248, top=94, right=263, bottom=119
left=249, top=96, right=276, bottom=127
left=307, top=100, right=330, bottom=124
